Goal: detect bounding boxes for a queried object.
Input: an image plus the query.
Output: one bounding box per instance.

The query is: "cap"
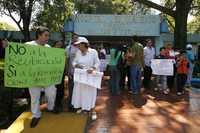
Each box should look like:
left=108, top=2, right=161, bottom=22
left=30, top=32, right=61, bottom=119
left=74, top=37, right=89, bottom=45
left=186, top=44, right=192, bottom=49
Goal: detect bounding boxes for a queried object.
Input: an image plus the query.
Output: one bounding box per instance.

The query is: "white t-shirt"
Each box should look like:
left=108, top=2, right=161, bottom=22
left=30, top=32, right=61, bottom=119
left=144, top=46, right=155, bottom=67
left=25, top=41, right=50, bottom=47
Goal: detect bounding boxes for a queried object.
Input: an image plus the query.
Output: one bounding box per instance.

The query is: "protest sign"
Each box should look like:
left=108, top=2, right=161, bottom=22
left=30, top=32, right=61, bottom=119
left=4, top=42, right=65, bottom=88
left=74, top=68, right=103, bottom=89
left=151, top=59, right=174, bottom=76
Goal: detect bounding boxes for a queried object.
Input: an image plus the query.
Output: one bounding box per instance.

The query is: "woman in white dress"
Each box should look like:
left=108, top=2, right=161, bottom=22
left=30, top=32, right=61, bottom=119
left=71, top=37, right=100, bottom=119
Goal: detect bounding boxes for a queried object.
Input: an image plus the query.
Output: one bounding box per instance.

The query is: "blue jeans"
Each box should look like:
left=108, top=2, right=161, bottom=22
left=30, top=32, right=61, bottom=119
left=186, top=64, right=194, bottom=86
left=130, top=64, right=142, bottom=94
left=109, top=65, right=120, bottom=95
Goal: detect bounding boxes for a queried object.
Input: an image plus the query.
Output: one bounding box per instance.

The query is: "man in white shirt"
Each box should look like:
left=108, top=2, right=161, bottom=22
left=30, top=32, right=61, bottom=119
left=26, top=26, right=57, bottom=128
left=143, top=39, right=155, bottom=89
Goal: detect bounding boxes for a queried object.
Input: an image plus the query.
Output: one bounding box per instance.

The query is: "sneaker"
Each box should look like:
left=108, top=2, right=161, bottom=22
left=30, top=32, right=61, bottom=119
left=76, top=109, right=82, bottom=114
left=154, top=88, right=159, bottom=91
left=91, top=111, right=97, bottom=120
left=30, top=117, right=40, bottom=128
left=163, top=89, right=170, bottom=95
left=128, top=90, right=133, bottom=94
left=157, top=84, right=161, bottom=88
left=177, top=91, right=184, bottom=96
left=177, top=92, right=182, bottom=96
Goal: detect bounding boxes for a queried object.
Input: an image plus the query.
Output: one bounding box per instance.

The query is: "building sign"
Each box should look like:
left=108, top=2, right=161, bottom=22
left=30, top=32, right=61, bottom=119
left=72, top=14, right=160, bottom=36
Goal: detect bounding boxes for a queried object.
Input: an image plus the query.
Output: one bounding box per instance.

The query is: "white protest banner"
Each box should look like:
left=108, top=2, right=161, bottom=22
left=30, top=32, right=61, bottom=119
left=74, top=68, right=103, bottom=89
left=151, top=59, right=174, bottom=76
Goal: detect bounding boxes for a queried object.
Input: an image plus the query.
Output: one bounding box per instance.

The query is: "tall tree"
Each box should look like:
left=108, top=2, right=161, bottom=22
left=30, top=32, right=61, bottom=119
left=0, top=0, right=40, bottom=41
left=33, top=0, right=74, bottom=32
left=132, top=0, right=199, bottom=49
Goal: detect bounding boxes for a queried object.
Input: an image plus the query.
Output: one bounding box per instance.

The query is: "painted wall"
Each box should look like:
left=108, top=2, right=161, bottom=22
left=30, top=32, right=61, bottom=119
left=72, top=14, right=160, bottom=36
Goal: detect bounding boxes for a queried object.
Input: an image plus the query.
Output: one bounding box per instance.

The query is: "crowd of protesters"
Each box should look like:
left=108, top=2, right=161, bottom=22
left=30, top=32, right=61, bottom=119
left=0, top=26, right=196, bottom=129
left=106, top=38, right=195, bottom=97
left=27, top=27, right=100, bottom=128
left=1, top=27, right=100, bottom=128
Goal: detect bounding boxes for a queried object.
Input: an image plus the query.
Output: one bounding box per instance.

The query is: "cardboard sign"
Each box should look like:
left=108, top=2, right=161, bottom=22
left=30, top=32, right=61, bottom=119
left=151, top=59, right=174, bottom=76
left=74, top=68, right=103, bottom=89
left=4, top=42, right=65, bottom=88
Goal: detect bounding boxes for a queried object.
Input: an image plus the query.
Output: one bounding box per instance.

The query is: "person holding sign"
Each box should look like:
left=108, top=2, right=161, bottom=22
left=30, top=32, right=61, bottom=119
left=26, top=27, right=57, bottom=128
left=71, top=37, right=100, bottom=120
left=154, top=47, right=168, bottom=94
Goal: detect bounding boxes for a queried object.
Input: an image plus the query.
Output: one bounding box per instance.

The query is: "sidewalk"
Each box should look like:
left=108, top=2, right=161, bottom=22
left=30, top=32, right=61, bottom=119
left=88, top=83, right=200, bottom=133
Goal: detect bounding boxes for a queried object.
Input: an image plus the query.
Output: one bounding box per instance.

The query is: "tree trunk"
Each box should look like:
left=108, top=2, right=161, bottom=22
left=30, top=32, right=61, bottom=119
left=22, top=17, right=31, bottom=41
left=22, top=29, right=30, bottom=42
left=174, top=0, right=189, bottom=49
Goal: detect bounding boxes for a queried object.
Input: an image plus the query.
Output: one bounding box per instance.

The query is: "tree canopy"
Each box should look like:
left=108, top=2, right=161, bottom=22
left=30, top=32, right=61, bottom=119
left=132, top=0, right=199, bottom=49
left=0, top=0, right=41, bottom=40
left=32, top=0, right=74, bottom=32
left=74, top=0, right=134, bottom=14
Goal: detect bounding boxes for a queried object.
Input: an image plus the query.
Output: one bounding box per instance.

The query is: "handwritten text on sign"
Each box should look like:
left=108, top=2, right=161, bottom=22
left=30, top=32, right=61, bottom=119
left=74, top=68, right=103, bottom=89
left=4, top=43, right=65, bottom=88
left=151, top=59, right=174, bottom=76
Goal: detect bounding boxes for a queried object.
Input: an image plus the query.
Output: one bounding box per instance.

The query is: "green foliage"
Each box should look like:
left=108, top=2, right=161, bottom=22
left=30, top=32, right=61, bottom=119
left=33, top=0, right=74, bottom=31
left=74, top=0, right=134, bottom=14
left=33, top=0, right=136, bottom=31
left=188, top=0, right=200, bottom=32
left=0, top=22, right=16, bottom=31
left=188, top=15, right=200, bottom=33
left=191, top=0, right=200, bottom=16
left=160, top=0, right=200, bottom=33
left=160, top=0, right=176, bottom=9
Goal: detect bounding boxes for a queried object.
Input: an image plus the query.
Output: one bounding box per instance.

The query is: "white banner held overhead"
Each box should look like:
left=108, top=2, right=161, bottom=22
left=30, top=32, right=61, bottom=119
left=151, top=59, right=174, bottom=76
left=74, top=68, right=103, bottom=89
